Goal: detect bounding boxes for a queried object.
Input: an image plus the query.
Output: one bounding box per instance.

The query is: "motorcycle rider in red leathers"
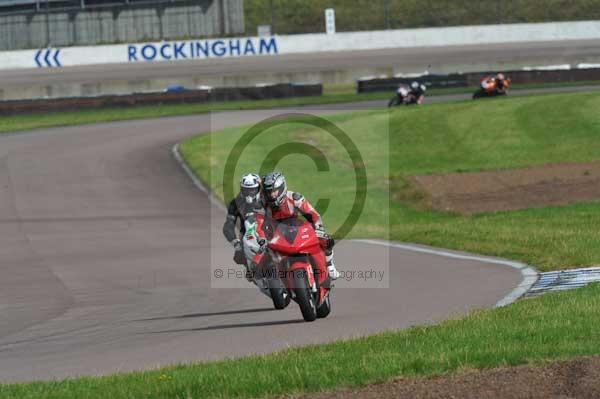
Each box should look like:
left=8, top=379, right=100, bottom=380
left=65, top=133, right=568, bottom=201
left=262, top=172, right=340, bottom=280
left=481, top=73, right=508, bottom=94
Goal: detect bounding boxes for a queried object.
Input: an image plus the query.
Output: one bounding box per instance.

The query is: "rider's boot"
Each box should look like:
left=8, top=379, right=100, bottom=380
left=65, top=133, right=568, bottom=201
left=244, top=262, right=255, bottom=282
left=326, top=250, right=340, bottom=280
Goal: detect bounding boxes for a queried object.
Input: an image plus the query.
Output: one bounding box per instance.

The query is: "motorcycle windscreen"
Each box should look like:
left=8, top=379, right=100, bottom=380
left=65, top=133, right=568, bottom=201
left=269, top=218, right=320, bottom=255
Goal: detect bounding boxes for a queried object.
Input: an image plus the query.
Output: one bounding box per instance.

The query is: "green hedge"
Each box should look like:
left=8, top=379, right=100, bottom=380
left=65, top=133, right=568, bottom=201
left=245, top=0, right=600, bottom=35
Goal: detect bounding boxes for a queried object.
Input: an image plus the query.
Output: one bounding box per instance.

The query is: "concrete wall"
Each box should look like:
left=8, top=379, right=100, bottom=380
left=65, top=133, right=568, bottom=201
left=0, top=0, right=244, bottom=50
left=3, top=20, right=600, bottom=69
left=2, top=20, right=600, bottom=100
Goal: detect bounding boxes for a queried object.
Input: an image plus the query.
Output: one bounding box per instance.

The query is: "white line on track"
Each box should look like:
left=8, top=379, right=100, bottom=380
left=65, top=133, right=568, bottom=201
left=356, top=239, right=538, bottom=307
left=172, top=143, right=227, bottom=212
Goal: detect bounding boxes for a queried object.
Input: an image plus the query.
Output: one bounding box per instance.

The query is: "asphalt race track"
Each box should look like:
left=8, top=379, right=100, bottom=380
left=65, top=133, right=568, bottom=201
left=0, top=104, right=531, bottom=383
left=1, top=40, right=600, bottom=88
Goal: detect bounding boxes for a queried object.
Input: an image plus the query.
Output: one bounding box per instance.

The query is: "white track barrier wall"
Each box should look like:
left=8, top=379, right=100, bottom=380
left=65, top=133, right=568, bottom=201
left=2, top=21, right=600, bottom=70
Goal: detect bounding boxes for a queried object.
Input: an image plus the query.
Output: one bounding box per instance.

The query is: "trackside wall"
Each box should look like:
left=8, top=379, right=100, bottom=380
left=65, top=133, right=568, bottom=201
left=2, top=20, right=600, bottom=70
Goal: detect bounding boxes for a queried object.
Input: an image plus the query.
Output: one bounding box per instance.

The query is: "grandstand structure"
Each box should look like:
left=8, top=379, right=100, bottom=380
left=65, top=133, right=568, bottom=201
left=0, top=0, right=244, bottom=51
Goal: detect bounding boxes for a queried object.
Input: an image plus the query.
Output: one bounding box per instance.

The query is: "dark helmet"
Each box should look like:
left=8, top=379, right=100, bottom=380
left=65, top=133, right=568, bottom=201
left=262, top=172, right=287, bottom=207
left=240, top=173, right=261, bottom=205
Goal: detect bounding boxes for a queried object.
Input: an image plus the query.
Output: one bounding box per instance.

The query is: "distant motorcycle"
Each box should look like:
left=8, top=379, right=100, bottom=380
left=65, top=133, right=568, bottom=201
left=473, top=76, right=511, bottom=99
left=388, top=85, right=423, bottom=107
left=244, top=214, right=332, bottom=322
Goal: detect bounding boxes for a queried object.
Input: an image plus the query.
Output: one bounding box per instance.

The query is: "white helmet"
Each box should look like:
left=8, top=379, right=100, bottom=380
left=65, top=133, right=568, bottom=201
left=240, top=173, right=261, bottom=205
left=411, top=81, right=420, bottom=91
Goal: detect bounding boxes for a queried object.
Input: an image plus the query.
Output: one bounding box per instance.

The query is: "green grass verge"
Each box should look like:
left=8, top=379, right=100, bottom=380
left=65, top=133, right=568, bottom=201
left=3, top=284, right=600, bottom=398
left=0, top=92, right=381, bottom=135
left=2, top=81, right=600, bottom=135
left=3, top=88, right=600, bottom=398
left=180, top=90, right=600, bottom=271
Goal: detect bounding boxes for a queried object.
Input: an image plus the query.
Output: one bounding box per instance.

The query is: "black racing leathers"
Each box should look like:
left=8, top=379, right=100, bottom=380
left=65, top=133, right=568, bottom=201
left=222, top=195, right=264, bottom=243
left=223, top=195, right=265, bottom=265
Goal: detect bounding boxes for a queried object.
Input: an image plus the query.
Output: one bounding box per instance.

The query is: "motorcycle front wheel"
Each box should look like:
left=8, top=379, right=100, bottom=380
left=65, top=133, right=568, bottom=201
left=473, top=89, right=484, bottom=99
left=317, top=295, right=331, bottom=318
left=268, top=277, right=290, bottom=310
left=291, top=268, right=317, bottom=322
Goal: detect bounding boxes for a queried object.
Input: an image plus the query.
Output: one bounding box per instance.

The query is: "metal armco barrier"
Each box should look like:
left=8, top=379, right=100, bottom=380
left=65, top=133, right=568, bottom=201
left=357, top=68, right=600, bottom=93
left=0, top=83, right=322, bottom=115
left=210, top=83, right=317, bottom=102
left=357, top=74, right=468, bottom=93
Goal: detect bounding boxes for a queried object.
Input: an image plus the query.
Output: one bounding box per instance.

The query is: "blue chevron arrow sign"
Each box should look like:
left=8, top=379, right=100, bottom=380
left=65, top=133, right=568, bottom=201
left=34, top=48, right=62, bottom=68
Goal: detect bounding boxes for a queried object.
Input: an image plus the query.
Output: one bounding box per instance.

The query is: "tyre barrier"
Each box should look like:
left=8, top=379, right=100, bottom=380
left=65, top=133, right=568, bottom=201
left=357, top=67, right=600, bottom=93
left=0, top=83, right=323, bottom=115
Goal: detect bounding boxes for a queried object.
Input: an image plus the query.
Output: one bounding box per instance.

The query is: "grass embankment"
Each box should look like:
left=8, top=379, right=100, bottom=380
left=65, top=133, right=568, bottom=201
left=3, top=284, right=600, bottom=398
left=3, top=91, right=600, bottom=398
left=2, top=82, right=600, bottom=135
left=180, top=91, right=600, bottom=271
left=0, top=86, right=456, bottom=134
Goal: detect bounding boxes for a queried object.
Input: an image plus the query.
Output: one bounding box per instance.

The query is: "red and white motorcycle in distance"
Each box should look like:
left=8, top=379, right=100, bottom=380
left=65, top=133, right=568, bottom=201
left=243, top=215, right=332, bottom=322
left=388, top=85, right=424, bottom=107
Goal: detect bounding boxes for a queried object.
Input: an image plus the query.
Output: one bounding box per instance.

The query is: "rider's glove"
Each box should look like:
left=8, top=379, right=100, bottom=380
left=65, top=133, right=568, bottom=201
left=315, top=225, right=335, bottom=249
left=314, top=225, right=329, bottom=240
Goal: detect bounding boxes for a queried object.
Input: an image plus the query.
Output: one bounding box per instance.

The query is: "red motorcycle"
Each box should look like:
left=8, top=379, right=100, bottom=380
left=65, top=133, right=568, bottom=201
left=473, top=75, right=511, bottom=99
left=245, top=215, right=332, bottom=322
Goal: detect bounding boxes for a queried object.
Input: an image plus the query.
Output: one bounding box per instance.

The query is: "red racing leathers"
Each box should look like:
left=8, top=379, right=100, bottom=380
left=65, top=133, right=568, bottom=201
left=270, top=192, right=321, bottom=226
left=266, top=191, right=334, bottom=276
